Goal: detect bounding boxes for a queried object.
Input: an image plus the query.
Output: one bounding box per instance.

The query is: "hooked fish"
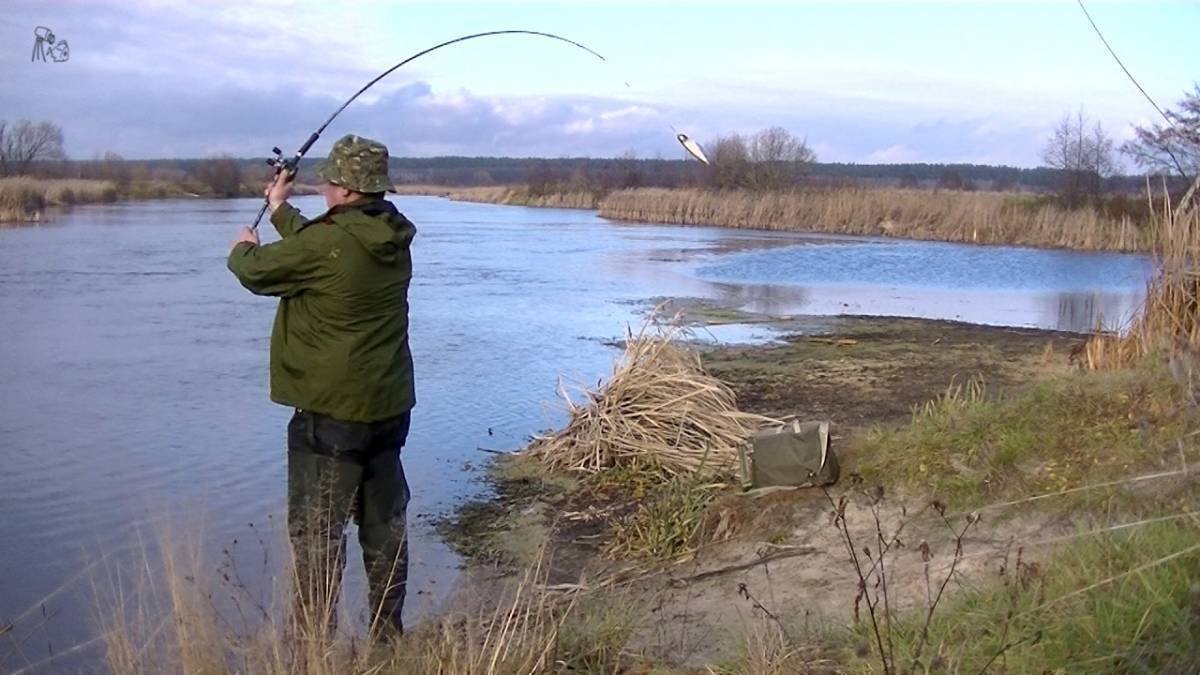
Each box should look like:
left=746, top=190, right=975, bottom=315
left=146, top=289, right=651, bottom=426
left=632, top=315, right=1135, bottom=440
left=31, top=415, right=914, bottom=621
left=676, top=133, right=710, bottom=165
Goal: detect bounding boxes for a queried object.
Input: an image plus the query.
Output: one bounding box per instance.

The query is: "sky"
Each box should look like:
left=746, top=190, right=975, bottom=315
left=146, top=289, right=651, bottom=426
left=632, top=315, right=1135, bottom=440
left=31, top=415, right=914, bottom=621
left=1, top=0, right=1196, bottom=166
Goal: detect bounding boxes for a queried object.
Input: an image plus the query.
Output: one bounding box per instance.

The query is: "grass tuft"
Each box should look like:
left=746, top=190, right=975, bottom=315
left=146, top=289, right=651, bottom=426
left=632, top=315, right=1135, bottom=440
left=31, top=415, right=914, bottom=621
left=874, top=519, right=1200, bottom=673
left=604, top=476, right=720, bottom=561
left=855, top=360, right=1196, bottom=507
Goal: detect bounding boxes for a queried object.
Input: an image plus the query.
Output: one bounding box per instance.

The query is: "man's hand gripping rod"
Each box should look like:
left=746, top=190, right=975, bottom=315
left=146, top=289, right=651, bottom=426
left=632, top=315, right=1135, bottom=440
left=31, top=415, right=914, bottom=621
left=250, top=133, right=319, bottom=231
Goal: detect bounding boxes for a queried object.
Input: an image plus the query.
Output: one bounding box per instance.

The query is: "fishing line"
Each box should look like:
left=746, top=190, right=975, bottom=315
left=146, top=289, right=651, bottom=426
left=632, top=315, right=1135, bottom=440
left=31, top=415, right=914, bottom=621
left=251, top=29, right=708, bottom=230
left=582, top=53, right=710, bottom=165
left=1075, top=0, right=1188, bottom=179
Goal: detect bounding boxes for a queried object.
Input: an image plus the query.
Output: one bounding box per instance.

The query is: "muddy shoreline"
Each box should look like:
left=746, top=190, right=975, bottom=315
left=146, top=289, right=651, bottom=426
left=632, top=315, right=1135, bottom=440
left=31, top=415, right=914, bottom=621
left=436, top=307, right=1090, bottom=665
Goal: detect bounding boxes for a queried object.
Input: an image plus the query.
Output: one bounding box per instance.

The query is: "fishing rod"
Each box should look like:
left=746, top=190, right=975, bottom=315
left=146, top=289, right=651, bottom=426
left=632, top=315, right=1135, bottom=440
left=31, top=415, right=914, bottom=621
left=251, top=29, right=709, bottom=230
left=1075, top=0, right=1188, bottom=181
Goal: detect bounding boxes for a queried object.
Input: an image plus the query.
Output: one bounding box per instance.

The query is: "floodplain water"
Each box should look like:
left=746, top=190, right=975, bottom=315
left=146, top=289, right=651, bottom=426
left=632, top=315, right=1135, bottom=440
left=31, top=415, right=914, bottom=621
left=0, top=196, right=1150, bottom=669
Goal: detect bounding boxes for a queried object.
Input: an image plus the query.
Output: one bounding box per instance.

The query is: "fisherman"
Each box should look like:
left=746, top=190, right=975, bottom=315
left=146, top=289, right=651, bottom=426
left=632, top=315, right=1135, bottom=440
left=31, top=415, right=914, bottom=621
left=227, top=134, right=416, bottom=638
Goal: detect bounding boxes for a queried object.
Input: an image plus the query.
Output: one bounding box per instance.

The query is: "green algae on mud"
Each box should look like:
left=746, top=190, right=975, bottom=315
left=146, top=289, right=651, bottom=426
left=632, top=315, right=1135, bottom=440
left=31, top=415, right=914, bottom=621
left=437, top=455, right=575, bottom=568
left=702, top=314, right=1086, bottom=433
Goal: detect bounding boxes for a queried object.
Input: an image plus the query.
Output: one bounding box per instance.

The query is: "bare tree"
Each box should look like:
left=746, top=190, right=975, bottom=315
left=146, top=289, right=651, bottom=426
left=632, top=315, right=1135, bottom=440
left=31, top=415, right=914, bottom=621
left=525, top=160, right=556, bottom=197
left=193, top=155, right=243, bottom=198
left=936, top=169, right=965, bottom=191
left=706, top=133, right=751, bottom=190
left=0, top=119, right=65, bottom=176
left=1121, top=84, right=1200, bottom=180
left=1041, top=111, right=1117, bottom=206
left=748, top=126, right=816, bottom=190
left=99, top=151, right=130, bottom=187
left=615, top=150, right=643, bottom=189
left=706, top=128, right=816, bottom=191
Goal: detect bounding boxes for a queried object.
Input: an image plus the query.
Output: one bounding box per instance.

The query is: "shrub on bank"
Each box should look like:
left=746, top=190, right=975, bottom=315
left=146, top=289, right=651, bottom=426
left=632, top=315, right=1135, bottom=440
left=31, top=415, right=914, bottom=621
left=0, top=178, right=45, bottom=221
left=0, top=177, right=118, bottom=221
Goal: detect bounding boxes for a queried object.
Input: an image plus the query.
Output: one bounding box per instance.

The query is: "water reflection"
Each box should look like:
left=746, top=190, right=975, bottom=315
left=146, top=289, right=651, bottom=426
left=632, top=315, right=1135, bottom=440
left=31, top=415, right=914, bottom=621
left=1050, top=291, right=1140, bottom=334
left=685, top=235, right=1151, bottom=332
left=709, top=281, right=812, bottom=315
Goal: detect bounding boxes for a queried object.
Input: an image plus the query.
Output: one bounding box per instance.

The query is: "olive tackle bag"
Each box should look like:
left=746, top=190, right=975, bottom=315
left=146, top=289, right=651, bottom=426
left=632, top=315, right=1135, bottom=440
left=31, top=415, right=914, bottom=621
left=738, top=420, right=839, bottom=489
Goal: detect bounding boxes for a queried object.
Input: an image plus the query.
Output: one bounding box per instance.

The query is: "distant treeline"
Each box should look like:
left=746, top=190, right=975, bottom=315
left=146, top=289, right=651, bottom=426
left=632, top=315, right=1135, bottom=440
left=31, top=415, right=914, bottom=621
left=384, top=157, right=1173, bottom=194
left=21, top=155, right=1187, bottom=200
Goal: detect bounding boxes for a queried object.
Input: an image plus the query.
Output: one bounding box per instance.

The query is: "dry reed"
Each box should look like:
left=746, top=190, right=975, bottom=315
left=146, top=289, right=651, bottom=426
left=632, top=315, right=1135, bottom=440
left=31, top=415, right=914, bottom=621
left=446, top=186, right=601, bottom=209
left=0, top=177, right=117, bottom=222
left=598, top=187, right=1146, bottom=252
left=1085, top=177, right=1200, bottom=369
left=523, top=318, right=781, bottom=478
left=80, top=521, right=596, bottom=675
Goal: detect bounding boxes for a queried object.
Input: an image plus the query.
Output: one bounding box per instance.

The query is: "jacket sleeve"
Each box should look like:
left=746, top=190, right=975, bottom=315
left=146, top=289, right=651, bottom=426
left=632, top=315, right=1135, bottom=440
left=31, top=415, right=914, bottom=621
left=227, top=237, right=326, bottom=297
left=270, top=203, right=306, bottom=238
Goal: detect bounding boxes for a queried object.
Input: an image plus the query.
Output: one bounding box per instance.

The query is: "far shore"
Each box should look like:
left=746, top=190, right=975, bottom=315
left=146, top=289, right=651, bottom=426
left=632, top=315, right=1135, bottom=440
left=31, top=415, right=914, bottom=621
left=397, top=183, right=1153, bottom=253
left=3, top=177, right=1154, bottom=255
left=0, top=177, right=326, bottom=224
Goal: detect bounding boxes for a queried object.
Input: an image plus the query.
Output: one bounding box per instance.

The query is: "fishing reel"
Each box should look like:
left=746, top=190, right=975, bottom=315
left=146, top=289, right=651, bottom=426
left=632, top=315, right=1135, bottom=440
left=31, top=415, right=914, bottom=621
left=249, top=147, right=301, bottom=230
left=265, top=144, right=302, bottom=181
left=265, top=147, right=300, bottom=181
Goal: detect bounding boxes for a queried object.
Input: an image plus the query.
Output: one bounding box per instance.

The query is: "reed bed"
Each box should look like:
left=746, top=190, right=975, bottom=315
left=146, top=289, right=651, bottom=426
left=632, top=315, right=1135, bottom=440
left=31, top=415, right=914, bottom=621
left=447, top=186, right=601, bottom=209
left=523, top=319, right=781, bottom=478
left=1085, top=179, right=1200, bottom=369
left=599, top=187, right=1147, bottom=252
left=390, top=184, right=454, bottom=197
left=0, top=177, right=117, bottom=221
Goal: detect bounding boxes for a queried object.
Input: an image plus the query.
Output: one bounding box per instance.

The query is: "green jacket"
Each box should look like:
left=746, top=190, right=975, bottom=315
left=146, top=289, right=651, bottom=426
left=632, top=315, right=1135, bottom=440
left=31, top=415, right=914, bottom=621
left=228, top=198, right=416, bottom=422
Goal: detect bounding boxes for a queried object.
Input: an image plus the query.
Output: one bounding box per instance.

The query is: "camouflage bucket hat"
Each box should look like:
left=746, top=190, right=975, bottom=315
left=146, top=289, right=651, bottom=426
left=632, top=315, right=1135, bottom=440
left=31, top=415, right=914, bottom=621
left=316, top=134, right=396, bottom=193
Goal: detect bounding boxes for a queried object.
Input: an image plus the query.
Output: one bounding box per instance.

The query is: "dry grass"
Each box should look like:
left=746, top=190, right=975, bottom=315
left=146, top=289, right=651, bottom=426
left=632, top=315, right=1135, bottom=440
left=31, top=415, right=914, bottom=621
left=390, top=184, right=454, bottom=197
left=78, top=521, right=640, bottom=675
left=522, top=318, right=782, bottom=479
left=599, top=187, right=1147, bottom=252
left=1085, top=177, right=1200, bottom=369
left=0, top=177, right=117, bottom=221
left=446, top=186, right=601, bottom=209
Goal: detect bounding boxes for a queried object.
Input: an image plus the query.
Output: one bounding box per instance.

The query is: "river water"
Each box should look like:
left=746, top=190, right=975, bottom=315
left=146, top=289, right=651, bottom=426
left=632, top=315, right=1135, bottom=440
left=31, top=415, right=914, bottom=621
left=0, top=196, right=1150, bottom=670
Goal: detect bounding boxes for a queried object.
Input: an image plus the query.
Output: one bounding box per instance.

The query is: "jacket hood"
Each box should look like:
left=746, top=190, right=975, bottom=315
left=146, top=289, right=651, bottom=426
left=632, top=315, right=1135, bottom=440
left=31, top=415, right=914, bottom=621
left=320, top=198, right=416, bottom=264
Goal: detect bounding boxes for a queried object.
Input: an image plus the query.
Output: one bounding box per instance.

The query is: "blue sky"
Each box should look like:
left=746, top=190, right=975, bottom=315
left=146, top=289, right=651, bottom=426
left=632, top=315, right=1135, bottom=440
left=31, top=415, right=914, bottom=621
left=1, top=1, right=1196, bottom=165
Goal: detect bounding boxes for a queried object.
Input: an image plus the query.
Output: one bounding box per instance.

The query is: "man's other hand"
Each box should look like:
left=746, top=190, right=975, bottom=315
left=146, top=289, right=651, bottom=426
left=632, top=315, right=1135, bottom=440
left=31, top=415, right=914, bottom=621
left=265, top=170, right=295, bottom=212
left=231, top=227, right=260, bottom=250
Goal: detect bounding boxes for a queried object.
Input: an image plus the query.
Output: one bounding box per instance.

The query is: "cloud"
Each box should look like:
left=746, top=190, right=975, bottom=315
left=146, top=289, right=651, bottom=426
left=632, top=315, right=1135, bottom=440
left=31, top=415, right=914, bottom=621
left=6, top=0, right=1150, bottom=165
left=1, top=1, right=695, bottom=159
left=865, top=144, right=917, bottom=163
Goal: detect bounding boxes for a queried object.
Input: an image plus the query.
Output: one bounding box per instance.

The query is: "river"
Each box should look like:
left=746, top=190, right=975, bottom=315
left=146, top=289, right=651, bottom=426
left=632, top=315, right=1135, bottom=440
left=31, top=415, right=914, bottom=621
left=0, top=196, right=1150, bottom=670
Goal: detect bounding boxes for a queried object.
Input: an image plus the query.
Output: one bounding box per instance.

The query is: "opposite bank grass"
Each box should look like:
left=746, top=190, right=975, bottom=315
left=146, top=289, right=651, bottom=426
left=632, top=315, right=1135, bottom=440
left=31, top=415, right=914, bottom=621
left=600, top=187, right=1147, bottom=251
left=0, top=177, right=118, bottom=221
left=431, top=184, right=1150, bottom=252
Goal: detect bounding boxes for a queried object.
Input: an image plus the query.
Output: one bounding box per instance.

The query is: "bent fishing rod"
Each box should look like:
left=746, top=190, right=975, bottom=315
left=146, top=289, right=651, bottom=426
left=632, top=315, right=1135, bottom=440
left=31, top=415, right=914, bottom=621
left=251, top=29, right=709, bottom=231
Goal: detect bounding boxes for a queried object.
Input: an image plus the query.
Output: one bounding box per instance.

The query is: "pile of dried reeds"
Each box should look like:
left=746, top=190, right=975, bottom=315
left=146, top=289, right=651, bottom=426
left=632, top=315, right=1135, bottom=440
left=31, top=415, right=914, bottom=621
left=523, top=319, right=781, bottom=478
left=1085, top=177, right=1200, bottom=369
